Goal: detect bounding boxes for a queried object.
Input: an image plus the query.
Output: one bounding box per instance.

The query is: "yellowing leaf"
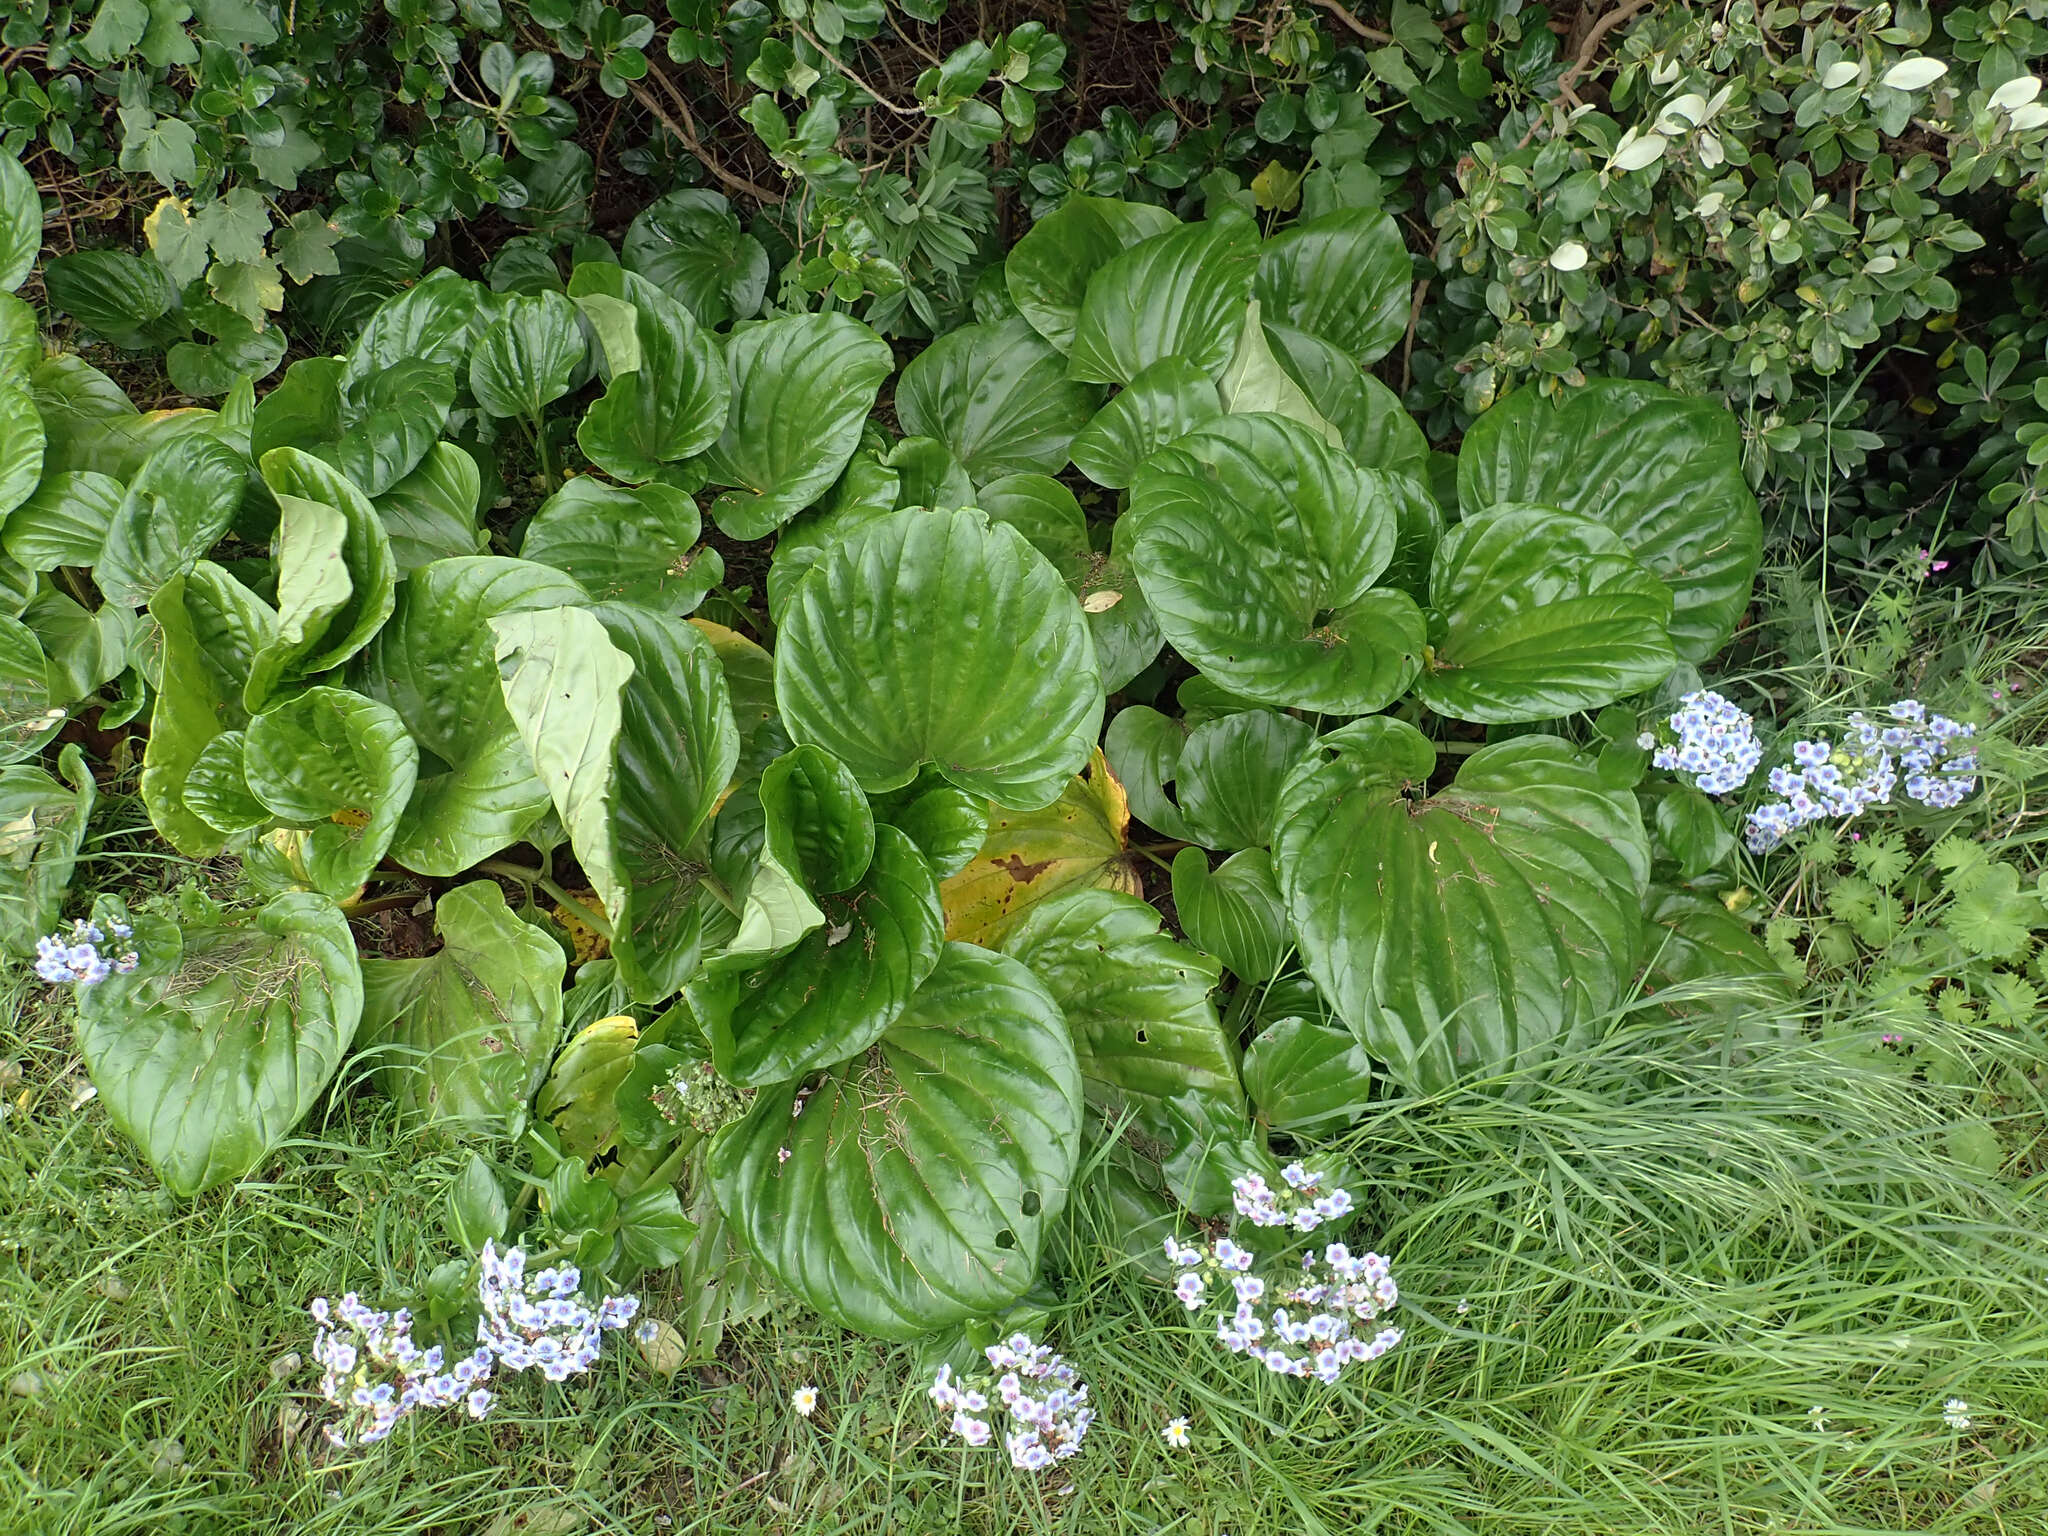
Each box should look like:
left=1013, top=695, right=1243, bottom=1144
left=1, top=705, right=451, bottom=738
left=536, top=1013, right=638, bottom=1160
left=940, top=747, right=1141, bottom=947
left=144, top=196, right=208, bottom=288
left=550, top=888, right=611, bottom=962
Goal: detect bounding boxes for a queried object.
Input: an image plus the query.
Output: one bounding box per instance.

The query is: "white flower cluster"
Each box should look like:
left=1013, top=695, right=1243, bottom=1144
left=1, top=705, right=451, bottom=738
left=1745, top=701, right=1978, bottom=852
left=476, top=1240, right=640, bottom=1382
left=1228, top=1163, right=1353, bottom=1231
left=1640, top=689, right=1763, bottom=795
left=33, top=918, right=138, bottom=987
left=929, top=1334, right=1095, bottom=1472
left=310, top=1293, right=495, bottom=1448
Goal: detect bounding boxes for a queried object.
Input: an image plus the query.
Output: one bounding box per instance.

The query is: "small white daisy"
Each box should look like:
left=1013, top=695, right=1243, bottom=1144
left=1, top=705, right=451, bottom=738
left=1943, top=1397, right=1971, bottom=1431
left=1161, top=1416, right=1190, bottom=1449
left=792, top=1385, right=819, bottom=1417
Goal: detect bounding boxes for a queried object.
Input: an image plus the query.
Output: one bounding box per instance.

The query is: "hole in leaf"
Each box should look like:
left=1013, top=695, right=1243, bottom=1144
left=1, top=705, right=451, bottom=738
left=1021, top=1191, right=1041, bottom=1217
left=1135, top=1027, right=1149, bottom=1044
left=995, top=1228, right=1018, bottom=1250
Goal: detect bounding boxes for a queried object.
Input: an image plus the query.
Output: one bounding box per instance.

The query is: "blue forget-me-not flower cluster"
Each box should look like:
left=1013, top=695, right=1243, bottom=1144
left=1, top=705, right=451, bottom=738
left=930, top=1333, right=1095, bottom=1471
left=33, top=918, right=137, bottom=986
left=1639, top=690, right=1764, bottom=796
left=1744, top=701, right=1978, bottom=852
left=475, top=1240, right=641, bottom=1382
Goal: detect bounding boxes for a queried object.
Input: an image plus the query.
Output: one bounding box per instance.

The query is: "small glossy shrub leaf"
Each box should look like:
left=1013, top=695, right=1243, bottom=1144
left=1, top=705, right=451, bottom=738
left=623, top=190, right=770, bottom=329
left=359, top=880, right=567, bottom=1135
left=1174, top=707, right=1315, bottom=851
left=95, top=434, right=248, bottom=608
left=1272, top=718, right=1650, bottom=1093
left=704, top=824, right=944, bottom=1088
left=1456, top=379, right=1762, bottom=661
left=0, top=376, right=43, bottom=524
left=358, top=557, right=585, bottom=876
left=701, top=314, right=893, bottom=540
left=709, top=942, right=1082, bottom=1339
left=1262, top=322, right=1426, bottom=477
left=895, top=316, right=1098, bottom=483
left=3, top=470, right=125, bottom=571
left=470, top=291, right=585, bottom=422
left=1067, top=217, right=1259, bottom=385
left=374, top=443, right=486, bottom=574
left=939, top=747, right=1141, bottom=947
left=1414, top=504, right=1676, bottom=724
left=759, top=744, right=873, bottom=894
left=140, top=568, right=274, bottom=855
left=1253, top=206, right=1411, bottom=363
left=521, top=478, right=716, bottom=613
left=75, top=891, right=363, bottom=1198
left=774, top=506, right=1103, bottom=809
left=1002, top=887, right=1239, bottom=1142
left=1170, top=847, right=1291, bottom=983
left=0, top=743, right=95, bottom=955
left=1067, top=355, right=1222, bottom=489
left=1005, top=195, right=1178, bottom=354
left=244, top=686, right=419, bottom=897
left=1241, top=1016, right=1374, bottom=1135
left=575, top=274, right=728, bottom=483
left=1127, top=413, right=1422, bottom=714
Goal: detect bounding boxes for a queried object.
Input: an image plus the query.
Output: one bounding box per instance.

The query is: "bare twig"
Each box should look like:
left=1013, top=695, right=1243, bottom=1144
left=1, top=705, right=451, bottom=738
left=1400, top=277, right=1430, bottom=396
left=1558, top=0, right=1654, bottom=95
left=791, top=22, right=923, bottom=115
left=631, top=66, right=786, bottom=206
left=1310, top=0, right=1393, bottom=46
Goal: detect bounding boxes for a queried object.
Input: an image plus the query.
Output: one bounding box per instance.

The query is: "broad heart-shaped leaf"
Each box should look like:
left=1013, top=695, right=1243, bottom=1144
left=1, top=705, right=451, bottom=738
left=1171, top=847, right=1291, bottom=983
left=94, top=434, right=248, bottom=609
left=1261, top=321, right=1427, bottom=479
left=243, top=687, right=418, bottom=897
left=2, top=470, right=125, bottom=571
left=1215, top=301, right=1342, bottom=447
left=871, top=775, right=985, bottom=880
left=0, top=614, right=55, bottom=766
left=520, top=478, right=718, bottom=614
left=1640, top=886, right=1795, bottom=1025
left=1067, top=216, right=1259, bottom=386
left=700, top=824, right=944, bottom=1088
left=493, top=602, right=739, bottom=1002
left=1456, top=378, right=1762, bottom=662
left=700, top=314, right=894, bottom=540
left=1103, top=705, right=1193, bottom=842
left=0, top=375, right=44, bottom=525
left=894, top=316, right=1100, bottom=484
left=469, top=290, right=585, bottom=423
left=140, top=567, right=275, bottom=856
left=374, top=442, right=486, bottom=575
left=759, top=743, right=873, bottom=894
left=246, top=448, right=399, bottom=712
left=1254, top=205, right=1411, bottom=364
left=1414, top=504, right=1677, bottom=725
left=74, top=891, right=363, bottom=1198
left=343, top=267, right=483, bottom=384
left=573, top=271, right=728, bottom=483
left=1067, top=354, right=1223, bottom=490
left=977, top=473, right=1161, bottom=693
left=358, top=879, right=566, bottom=1135
left=1127, top=412, right=1424, bottom=714
left=774, top=506, right=1103, bottom=809
left=1272, top=717, right=1651, bottom=1094
left=1172, top=707, right=1315, bottom=851
left=1005, top=195, right=1178, bottom=355
left=1002, top=887, right=1240, bottom=1143
left=0, top=150, right=40, bottom=294
left=939, top=747, right=1141, bottom=947
left=182, top=731, right=270, bottom=836
left=691, top=617, right=787, bottom=785
left=709, top=941, right=1082, bottom=1339
left=356, top=557, right=586, bottom=876
left=0, top=743, right=95, bottom=955
left=622, top=189, right=770, bottom=329
left=1241, top=1016, right=1373, bottom=1136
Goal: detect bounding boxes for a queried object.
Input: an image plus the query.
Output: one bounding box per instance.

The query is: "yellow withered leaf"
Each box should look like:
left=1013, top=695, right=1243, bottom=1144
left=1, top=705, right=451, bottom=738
left=940, top=747, right=1143, bottom=948
left=536, top=1014, right=639, bottom=1161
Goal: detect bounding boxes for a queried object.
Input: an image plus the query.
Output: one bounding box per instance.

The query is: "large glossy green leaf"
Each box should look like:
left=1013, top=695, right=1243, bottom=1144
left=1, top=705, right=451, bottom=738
left=763, top=452, right=900, bottom=623
left=244, top=449, right=398, bottom=710
left=470, top=291, right=585, bottom=423
left=894, top=316, right=1098, bottom=484
left=0, top=613, right=54, bottom=766
left=1253, top=206, right=1411, bottom=364
left=140, top=567, right=274, bottom=855
left=1214, top=302, right=1341, bottom=446
left=1272, top=717, right=1650, bottom=1093
left=357, top=557, right=585, bottom=876
left=701, top=823, right=944, bottom=1088
left=243, top=686, right=418, bottom=897
left=74, top=891, right=363, bottom=1198
left=1170, top=846, right=1290, bottom=983
left=573, top=272, right=728, bottom=483
left=708, top=941, right=1082, bottom=1339
left=374, top=442, right=486, bottom=574
left=774, top=505, right=1103, bottom=809
left=1172, top=707, right=1314, bottom=851
left=1067, top=354, right=1222, bottom=490
left=758, top=743, right=873, bottom=894
left=343, top=268, right=482, bottom=383
left=1066, top=216, right=1259, bottom=386
left=2, top=470, right=124, bottom=571
left=692, top=617, right=787, bottom=785
left=700, top=314, right=894, bottom=540
left=1241, top=1016, right=1374, bottom=1135
left=1103, top=704, right=1192, bottom=842
left=978, top=473, right=1160, bottom=693
left=622, top=189, right=769, bottom=329
left=1127, top=412, right=1423, bottom=714
left=358, top=880, right=567, bottom=1134
left=1005, top=195, right=1178, bottom=355
left=1002, top=886, right=1239, bottom=1141
left=1455, top=379, right=1762, bottom=661
left=94, top=434, right=248, bottom=608
left=1640, top=887, right=1796, bottom=1024
left=0, top=743, right=95, bottom=955
left=872, top=774, right=985, bottom=880
left=0, top=375, right=43, bottom=524
left=1261, top=321, right=1426, bottom=477
left=182, top=731, right=270, bottom=836
left=1415, top=504, right=1676, bottom=724
left=25, top=589, right=133, bottom=704
left=0, top=151, right=40, bottom=294
left=520, top=477, right=718, bottom=613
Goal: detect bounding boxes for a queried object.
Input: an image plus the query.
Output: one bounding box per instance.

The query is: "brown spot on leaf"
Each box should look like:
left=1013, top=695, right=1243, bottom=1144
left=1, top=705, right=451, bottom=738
left=993, top=853, right=1055, bottom=883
